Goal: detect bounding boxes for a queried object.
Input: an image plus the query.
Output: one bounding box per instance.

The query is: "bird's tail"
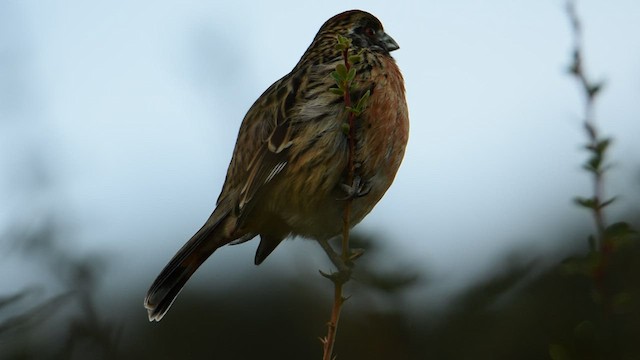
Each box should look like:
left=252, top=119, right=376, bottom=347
left=144, top=209, right=233, bottom=321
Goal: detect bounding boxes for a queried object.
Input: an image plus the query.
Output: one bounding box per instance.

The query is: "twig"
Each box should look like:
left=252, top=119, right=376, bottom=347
left=341, top=44, right=356, bottom=265
left=566, top=0, right=608, bottom=248
left=565, top=0, right=636, bottom=316
left=319, top=35, right=366, bottom=360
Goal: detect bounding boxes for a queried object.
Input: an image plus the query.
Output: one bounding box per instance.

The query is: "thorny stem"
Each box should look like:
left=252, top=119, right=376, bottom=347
left=320, top=45, right=358, bottom=360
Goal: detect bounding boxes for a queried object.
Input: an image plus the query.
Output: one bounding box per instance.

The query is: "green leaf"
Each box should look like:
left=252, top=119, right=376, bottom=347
left=587, top=155, right=602, bottom=171
left=600, top=196, right=617, bottom=208
left=331, top=71, right=341, bottom=84
left=346, top=67, right=356, bottom=82
left=334, top=34, right=351, bottom=51
left=584, top=122, right=597, bottom=140
left=336, top=63, right=348, bottom=79
left=581, top=163, right=601, bottom=175
left=604, top=222, right=636, bottom=239
left=595, top=138, right=611, bottom=153
left=574, top=197, right=597, bottom=209
left=587, top=82, right=604, bottom=98
left=568, top=62, right=580, bottom=75
left=329, top=87, right=344, bottom=96
left=348, top=54, right=362, bottom=64
left=355, top=89, right=371, bottom=112
left=568, top=50, right=581, bottom=75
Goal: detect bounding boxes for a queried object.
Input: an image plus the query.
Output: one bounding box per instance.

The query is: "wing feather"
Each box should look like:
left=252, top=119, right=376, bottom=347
left=218, top=72, right=305, bottom=224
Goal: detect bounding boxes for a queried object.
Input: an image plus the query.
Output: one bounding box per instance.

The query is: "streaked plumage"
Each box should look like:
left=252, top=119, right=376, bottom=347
left=145, top=9, right=409, bottom=321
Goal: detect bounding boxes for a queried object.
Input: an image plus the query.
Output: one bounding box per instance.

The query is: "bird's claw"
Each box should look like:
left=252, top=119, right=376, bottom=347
left=339, top=175, right=371, bottom=200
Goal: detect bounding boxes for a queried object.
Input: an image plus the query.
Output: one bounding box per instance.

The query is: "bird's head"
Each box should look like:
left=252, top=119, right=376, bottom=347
left=317, top=10, right=400, bottom=54
left=296, top=10, right=399, bottom=69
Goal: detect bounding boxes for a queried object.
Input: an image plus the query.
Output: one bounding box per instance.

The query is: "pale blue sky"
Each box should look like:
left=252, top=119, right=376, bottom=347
left=2, top=1, right=639, bottom=304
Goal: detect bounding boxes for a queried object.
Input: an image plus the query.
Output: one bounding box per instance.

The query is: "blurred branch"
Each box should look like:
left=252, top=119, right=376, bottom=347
left=566, top=0, right=608, bottom=248
left=0, top=289, right=34, bottom=310
left=0, top=291, right=71, bottom=335
left=553, top=1, right=638, bottom=358
left=565, top=0, right=636, bottom=285
left=2, top=215, right=120, bottom=358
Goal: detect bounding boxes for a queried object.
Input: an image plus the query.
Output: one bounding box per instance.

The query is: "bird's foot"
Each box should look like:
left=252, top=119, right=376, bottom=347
left=339, top=175, right=371, bottom=200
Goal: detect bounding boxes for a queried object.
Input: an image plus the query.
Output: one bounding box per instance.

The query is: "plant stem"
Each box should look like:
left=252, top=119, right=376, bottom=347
left=320, top=258, right=347, bottom=360
left=567, top=0, right=607, bottom=248
left=342, top=46, right=356, bottom=263
left=320, top=45, right=358, bottom=360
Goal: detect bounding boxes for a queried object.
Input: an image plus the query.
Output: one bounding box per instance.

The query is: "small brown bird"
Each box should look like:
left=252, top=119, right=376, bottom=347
left=144, top=9, right=409, bottom=321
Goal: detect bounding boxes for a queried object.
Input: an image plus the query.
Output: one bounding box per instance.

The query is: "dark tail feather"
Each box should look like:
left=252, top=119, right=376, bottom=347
left=254, top=235, right=283, bottom=265
left=144, top=210, right=232, bottom=321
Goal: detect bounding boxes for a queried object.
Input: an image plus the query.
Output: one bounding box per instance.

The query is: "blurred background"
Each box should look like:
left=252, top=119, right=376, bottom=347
left=1, top=1, right=639, bottom=359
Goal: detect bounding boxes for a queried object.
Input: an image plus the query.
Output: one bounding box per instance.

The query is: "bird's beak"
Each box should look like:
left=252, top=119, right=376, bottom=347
left=378, top=30, right=400, bottom=52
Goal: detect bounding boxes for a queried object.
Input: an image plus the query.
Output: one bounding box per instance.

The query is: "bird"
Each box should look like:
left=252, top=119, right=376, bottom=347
left=144, top=9, right=409, bottom=321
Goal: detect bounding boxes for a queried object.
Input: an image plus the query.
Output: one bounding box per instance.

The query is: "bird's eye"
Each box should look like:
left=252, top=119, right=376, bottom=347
left=364, top=27, right=375, bottom=37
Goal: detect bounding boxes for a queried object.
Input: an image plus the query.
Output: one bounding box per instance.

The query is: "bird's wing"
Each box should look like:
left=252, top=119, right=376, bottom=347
left=237, top=111, right=294, bottom=212
left=216, top=73, right=302, bottom=220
